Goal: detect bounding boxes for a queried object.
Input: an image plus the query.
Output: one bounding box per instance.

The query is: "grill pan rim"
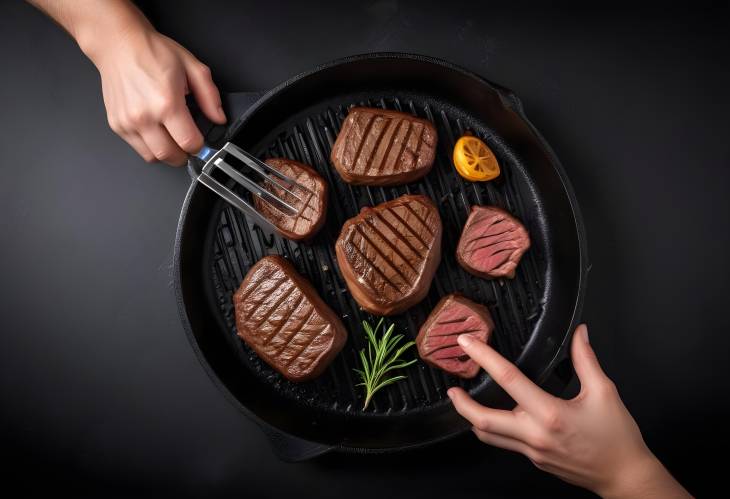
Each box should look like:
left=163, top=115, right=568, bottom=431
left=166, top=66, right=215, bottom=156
left=173, top=52, right=589, bottom=454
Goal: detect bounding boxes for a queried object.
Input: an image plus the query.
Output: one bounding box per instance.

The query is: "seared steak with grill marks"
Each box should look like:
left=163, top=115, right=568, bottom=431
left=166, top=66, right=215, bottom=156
left=330, top=107, right=437, bottom=186
left=335, top=194, right=442, bottom=316
left=253, top=158, right=328, bottom=241
left=456, top=206, right=530, bottom=279
left=416, top=294, right=494, bottom=378
left=233, top=256, right=347, bottom=382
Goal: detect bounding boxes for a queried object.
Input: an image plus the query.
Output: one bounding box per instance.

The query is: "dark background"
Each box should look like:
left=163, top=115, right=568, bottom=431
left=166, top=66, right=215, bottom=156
left=1, top=1, right=728, bottom=497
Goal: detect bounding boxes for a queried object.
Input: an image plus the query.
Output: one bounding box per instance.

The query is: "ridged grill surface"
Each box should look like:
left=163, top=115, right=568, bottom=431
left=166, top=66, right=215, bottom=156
left=206, top=93, right=547, bottom=415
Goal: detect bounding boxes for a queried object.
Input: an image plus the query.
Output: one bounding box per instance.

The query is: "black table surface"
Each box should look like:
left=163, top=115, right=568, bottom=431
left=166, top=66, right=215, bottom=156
left=2, top=1, right=728, bottom=497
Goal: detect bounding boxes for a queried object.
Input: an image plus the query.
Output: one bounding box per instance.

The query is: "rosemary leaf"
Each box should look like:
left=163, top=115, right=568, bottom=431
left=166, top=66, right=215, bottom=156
left=353, top=318, right=418, bottom=410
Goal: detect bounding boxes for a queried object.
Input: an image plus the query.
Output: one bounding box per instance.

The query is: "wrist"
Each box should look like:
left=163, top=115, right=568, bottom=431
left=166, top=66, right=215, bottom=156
left=75, top=9, right=153, bottom=66
left=598, top=449, right=664, bottom=499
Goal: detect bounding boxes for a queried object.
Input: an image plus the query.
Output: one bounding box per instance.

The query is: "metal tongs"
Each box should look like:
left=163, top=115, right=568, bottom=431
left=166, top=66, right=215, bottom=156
left=192, top=142, right=308, bottom=227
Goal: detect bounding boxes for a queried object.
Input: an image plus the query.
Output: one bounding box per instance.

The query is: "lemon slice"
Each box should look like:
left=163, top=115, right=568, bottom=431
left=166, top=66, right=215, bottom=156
left=453, top=136, right=500, bottom=182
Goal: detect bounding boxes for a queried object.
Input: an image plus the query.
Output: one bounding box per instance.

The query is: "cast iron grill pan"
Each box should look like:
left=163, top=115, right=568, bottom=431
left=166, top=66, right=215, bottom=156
left=176, top=53, right=588, bottom=458
left=205, top=91, right=547, bottom=415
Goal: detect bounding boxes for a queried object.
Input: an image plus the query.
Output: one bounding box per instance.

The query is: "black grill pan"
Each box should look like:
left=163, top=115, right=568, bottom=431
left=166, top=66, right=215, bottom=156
left=174, top=53, right=589, bottom=460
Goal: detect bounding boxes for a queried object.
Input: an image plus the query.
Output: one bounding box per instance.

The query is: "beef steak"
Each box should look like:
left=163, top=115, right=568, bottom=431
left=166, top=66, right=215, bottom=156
left=330, top=107, right=437, bottom=186
left=335, top=194, right=442, bottom=316
left=416, top=294, right=494, bottom=378
left=456, top=205, right=530, bottom=279
left=253, top=158, right=328, bottom=241
left=233, top=255, right=347, bottom=382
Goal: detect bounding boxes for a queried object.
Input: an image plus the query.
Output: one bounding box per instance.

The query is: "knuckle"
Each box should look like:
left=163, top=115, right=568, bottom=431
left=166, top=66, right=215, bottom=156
left=530, top=437, right=548, bottom=452
left=495, top=364, right=519, bottom=386
left=582, top=346, right=598, bottom=363
left=107, top=116, right=122, bottom=133
left=127, top=107, right=151, bottom=126
left=196, top=63, right=211, bottom=77
left=475, top=415, right=491, bottom=432
left=177, top=134, right=203, bottom=152
left=543, top=407, right=563, bottom=432
left=596, top=379, right=618, bottom=399
left=525, top=449, right=544, bottom=466
left=527, top=432, right=551, bottom=451
left=153, top=147, right=175, bottom=161
left=118, top=117, right=132, bottom=131
left=154, top=95, right=177, bottom=117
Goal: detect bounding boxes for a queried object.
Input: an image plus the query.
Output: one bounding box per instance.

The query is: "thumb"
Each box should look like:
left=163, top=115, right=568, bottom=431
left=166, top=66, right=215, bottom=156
left=183, top=56, right=226, bottom=125
left=570, top=324, right=609, bottom=390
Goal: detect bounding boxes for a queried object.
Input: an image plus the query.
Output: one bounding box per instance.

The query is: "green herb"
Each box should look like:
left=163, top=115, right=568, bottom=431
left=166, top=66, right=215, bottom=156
left=353, top=318, right=417, bottom=410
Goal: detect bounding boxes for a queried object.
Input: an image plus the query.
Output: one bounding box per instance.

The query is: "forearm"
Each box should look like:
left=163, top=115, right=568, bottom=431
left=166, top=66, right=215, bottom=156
left=27, top=0, right=153, bottom=62
left=29, top=0, right=224, bottom=165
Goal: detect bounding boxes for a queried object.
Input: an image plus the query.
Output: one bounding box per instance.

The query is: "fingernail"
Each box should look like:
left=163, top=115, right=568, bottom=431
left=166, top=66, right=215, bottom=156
left=447, top=388, right=455, bottom=398
left=578, top=324, right=589, bottom=343
left=217, top=106, right=226, bottom=121
left=457, top=334, right=473, bottom=347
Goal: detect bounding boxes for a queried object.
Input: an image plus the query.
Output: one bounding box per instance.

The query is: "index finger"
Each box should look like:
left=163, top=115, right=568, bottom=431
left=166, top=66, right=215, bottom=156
left=457, top=334, right=556, bottom=417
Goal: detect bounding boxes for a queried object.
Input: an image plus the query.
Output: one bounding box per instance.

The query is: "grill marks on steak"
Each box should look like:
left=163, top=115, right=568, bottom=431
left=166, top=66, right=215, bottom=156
left=456, top=206, right=531, bottom=279
left=416, top=294, right=494, bottom=378
left=233, top=256, right=347, bottom=382
left=252, top=158, right=328, bottom=241
left=335, top=194, right=442, bottom=316
left=330, top=107, right=437, bottom=186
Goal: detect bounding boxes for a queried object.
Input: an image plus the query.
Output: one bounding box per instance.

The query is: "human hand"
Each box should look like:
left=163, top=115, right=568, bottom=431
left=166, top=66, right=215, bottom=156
left=448, top=325, right=690, bottom=498
left=85, top=25, right=226, bottom=166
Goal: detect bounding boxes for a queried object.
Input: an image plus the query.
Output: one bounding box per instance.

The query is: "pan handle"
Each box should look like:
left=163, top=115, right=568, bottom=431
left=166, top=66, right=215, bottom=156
left=185, top=91, right=266, bottom=180
left=491, top=83, right=525, bottom=114
left=258, top=422, right=334, bottom=462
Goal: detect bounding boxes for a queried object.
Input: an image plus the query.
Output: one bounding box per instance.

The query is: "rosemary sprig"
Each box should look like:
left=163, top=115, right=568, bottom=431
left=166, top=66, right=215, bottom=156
left=353, top=318, right=417, bottom=410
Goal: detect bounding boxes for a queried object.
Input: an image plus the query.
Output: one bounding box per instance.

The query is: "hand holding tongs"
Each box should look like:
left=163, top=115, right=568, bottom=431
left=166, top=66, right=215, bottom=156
left=190, top=142, right=307, bottom=227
